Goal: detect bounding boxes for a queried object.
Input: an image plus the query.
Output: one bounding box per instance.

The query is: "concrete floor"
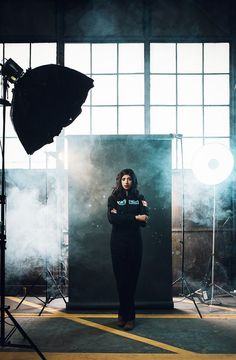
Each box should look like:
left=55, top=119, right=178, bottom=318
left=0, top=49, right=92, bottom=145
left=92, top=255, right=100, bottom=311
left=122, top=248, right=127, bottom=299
left=0, top=294, right=236, bottom=360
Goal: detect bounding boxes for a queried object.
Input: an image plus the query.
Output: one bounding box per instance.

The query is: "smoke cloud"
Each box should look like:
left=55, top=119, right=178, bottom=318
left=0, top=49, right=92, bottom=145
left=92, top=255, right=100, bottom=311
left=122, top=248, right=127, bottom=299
left=182, top=173, right=233, bottom=228
left=5, top=177, right=62, bottom=278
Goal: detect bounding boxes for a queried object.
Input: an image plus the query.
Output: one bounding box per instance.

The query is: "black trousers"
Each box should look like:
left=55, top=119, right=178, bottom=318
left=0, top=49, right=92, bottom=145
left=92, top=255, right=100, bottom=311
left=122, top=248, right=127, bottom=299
left=111, top=231, right=142, bottom=322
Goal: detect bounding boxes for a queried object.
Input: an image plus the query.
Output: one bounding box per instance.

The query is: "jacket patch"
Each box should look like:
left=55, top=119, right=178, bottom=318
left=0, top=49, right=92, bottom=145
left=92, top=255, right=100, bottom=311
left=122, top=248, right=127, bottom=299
left=117, top=199, right=126, bottom=206
left=129, top=200, right=139, bottom=205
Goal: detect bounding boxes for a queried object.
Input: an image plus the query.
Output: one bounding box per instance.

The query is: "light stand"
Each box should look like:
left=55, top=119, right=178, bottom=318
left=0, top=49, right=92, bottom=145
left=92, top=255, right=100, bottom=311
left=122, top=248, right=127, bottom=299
left=0, top=57, right=93, bottom=357
left=195, top=184, right=236, bottom=305
left=192, top=142, right=235, bottom=306
left=0, top=76, right=46, bottom=359
left=171, top=134, right=202, bottom=318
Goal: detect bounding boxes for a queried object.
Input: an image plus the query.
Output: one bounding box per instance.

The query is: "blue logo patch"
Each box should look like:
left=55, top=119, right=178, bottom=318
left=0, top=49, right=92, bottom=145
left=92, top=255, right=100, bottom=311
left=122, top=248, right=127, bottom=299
left=117, top=199, right=126, bottom=206
left=129, top=200, right=139, bottom=205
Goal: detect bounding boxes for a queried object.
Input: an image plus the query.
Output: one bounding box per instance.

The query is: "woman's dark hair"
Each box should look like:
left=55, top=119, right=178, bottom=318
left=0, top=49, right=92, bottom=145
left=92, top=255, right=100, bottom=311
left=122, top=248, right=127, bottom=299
left=112, top=168, right=139, bottom=197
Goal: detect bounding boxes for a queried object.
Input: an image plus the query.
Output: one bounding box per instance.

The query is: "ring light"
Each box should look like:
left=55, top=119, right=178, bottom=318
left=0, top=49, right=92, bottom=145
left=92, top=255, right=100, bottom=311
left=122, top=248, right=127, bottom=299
left=192, top=143, right=234, bottom=185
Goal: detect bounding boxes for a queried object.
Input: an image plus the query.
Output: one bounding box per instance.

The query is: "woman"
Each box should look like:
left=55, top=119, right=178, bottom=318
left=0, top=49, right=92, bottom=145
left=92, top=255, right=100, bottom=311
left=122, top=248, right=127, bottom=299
left=107, top=168, right=149, bottom=331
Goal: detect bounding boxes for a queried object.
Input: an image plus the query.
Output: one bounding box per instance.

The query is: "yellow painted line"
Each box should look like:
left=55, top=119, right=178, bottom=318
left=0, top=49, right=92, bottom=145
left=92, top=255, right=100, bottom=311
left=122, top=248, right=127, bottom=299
left=7, top=297, right=194, bottom=355
left=7, top=297, right=236, bottom=356
left=67, top=317, right=195, bottom=355
left=1, top=353, right=236, bottom=360
left=7, top=296, right=236, bottom=315
left=6, top=296, right=58, bottom=313
left=7, top=296, right=236, bottom=320
left=10, top=312, right=236, bottom=320
left=11, top=312, right=195, bottom=355
left=8, top=296, right=236, bottom=314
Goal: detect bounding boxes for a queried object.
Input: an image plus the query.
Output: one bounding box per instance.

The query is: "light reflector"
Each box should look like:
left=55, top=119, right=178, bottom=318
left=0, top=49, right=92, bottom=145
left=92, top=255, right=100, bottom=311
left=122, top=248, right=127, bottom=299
left=192, top=142, right=234, bottom=185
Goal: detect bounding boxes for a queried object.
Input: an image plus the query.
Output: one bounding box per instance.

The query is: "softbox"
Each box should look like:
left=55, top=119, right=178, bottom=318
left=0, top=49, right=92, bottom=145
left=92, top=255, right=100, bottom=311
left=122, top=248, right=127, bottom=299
left=10, top=64, right=94, bottom=155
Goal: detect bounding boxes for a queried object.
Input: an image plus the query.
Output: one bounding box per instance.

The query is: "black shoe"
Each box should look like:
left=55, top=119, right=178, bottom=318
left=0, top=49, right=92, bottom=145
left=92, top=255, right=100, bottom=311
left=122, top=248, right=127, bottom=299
left=117, top=315, right=126, bottom=327
left=124, top=320, right=135, bottom=331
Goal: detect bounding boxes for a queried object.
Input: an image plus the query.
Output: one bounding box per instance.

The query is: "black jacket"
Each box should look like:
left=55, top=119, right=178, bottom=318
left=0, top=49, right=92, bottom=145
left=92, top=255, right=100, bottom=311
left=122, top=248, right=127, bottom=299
left=107, top=192, right=149, bottom=234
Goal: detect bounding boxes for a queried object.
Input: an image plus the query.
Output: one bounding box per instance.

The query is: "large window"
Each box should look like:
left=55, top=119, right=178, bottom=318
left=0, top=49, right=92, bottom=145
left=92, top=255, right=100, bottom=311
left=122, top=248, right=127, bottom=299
left=65, top=43, right=145, bottom=135
left=0, top=42, right=230, bottom=169
left=150, top=43, right=230, bottom=168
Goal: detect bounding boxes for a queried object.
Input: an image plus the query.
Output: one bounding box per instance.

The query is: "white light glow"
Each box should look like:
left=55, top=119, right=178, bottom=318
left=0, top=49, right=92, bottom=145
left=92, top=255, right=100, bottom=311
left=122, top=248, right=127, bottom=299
left=192, top=143, right=234, bottom=185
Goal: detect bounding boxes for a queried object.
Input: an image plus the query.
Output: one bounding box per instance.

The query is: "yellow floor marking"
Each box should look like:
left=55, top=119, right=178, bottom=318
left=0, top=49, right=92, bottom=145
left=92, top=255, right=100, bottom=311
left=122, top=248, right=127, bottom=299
left=70, top=316, right=195, bottom=355
left=6, top=296, right=236, bottom=356
left=7, top=297, right=194, bottom=355
left=6, top=296, right=58, bottom=313
left=1, top=353, right=236, bottom=360
left=7, top=296, right=236, bottom=314
left=7, top=297, right=236, bottom=319
left=10, top=312, right=236, bottom=319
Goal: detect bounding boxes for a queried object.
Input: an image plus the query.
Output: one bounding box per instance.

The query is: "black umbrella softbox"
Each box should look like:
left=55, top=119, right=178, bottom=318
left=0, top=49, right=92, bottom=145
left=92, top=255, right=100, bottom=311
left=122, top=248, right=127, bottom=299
left=11, top=64, right=94, bottom=155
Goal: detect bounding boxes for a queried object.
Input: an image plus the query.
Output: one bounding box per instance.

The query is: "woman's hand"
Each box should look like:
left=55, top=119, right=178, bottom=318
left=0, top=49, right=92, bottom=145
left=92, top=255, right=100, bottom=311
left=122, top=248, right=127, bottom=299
left=135, top=214, right=149, bottom=223
left=111, top=208, right=117, bottom=214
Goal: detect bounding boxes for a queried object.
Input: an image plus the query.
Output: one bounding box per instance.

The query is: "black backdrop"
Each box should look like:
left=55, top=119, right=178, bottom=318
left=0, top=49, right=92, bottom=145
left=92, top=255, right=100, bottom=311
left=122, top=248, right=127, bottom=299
left=67, top=135, right=173, bottom=309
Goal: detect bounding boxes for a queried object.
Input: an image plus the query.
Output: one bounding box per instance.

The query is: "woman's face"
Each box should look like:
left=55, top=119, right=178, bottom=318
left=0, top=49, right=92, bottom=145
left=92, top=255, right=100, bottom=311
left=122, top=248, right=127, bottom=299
left=121, top=174, right=132, bottom=191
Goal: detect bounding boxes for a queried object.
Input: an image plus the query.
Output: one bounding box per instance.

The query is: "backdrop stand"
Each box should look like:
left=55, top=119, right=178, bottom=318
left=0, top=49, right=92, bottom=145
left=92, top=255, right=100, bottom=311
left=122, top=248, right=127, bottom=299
left=171, top=134, right=202, bottom=318
left=15, top=153, right=67, bottom=315
left=0, top=76, right=46, bottom=359
left=15, top=264, right=67, bottom=316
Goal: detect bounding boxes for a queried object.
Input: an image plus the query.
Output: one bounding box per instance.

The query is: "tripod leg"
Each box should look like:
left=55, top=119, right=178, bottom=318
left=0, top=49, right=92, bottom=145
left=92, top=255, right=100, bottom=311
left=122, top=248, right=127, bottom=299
left=184, top=279, right=202, bottom=319
left=214, top=284, right=236, bottom=298
left=46, top=268, right=67, bottom=304
left=37, top=268, right=67, bottom=316
left=15, top=293, right=27, bottom=310
left=38, top=299, right=51, bottom=316
left=15, top=272, right=43, bottom=310
left=172, top=276, right=183, bottom=286
left=5, top=308, right=47, bottom=360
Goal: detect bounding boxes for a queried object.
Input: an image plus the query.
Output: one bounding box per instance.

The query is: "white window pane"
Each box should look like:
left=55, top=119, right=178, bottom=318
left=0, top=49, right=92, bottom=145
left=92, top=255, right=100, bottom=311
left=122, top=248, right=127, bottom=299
left=92, top=75, right=117, bottom=105
left=65, top=43, right=90, bottom=74
left=31, top=43, right=56, bottom=68
left=204, top=106, right=229, bottom=137
left=204, top=43, right=229, bottom=73
left=92, top=44, right=117, bottom=73
left=151, top=75, right=176, bottom=105
left=150, top=106, right=176, bottom=134
left=5, top=138, right=29, bottom=168
left=204, top=137, right=230, bottom=149
left=177, top=43, right=202, bottom=73
left=119, top=43, right=144, bottom=73
left=204, top=75, right=229, bottom=105
left=119, top=106, right=144, bottom=134
left=178, top=75, right=202, bottom=105
left=65, top=107, right=90, bottom=135
left=150, top=43, right=176, bottom=73
left=178, top=106, right=203, bottom=136
left=92, top=107, right=117, bottom=134
left=183, top=138, right=203, bottom=169
left=119, top=75, right=144, bottom=105
left=5, top=43, right=30, bottom=70
left=31, top=143, right=56, bottom=169
left=3, top=108, right=17, bottom=137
